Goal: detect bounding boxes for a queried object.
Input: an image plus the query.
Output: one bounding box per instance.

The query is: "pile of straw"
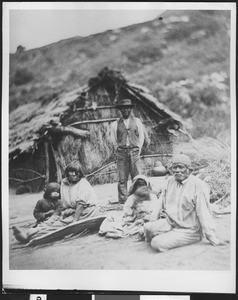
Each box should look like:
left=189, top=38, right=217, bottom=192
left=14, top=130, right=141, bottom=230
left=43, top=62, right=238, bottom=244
left=199, top=157, right=231, bottom=205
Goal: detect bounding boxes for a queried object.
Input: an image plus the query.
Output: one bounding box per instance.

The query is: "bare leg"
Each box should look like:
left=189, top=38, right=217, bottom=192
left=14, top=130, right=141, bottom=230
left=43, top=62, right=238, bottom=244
left=12, top=226, right=30, bottom=243
left=12, top=226, right=39, bottom=243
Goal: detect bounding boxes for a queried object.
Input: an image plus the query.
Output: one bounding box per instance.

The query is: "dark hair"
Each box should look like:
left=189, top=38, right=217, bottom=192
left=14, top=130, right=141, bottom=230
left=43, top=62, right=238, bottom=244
left=133, top=186, right=151, bottom=202
left=43, top=182, right=60, bottom=200
left=128, top=178, right=148, bottom=196
left=65, top=160, right=84, bottom=179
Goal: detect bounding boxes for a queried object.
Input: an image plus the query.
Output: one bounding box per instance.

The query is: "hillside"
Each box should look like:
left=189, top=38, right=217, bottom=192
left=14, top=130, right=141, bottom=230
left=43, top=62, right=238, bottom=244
left=9, top=10, right=231, bottom=141
left=9, top=11, right=230, bottom=105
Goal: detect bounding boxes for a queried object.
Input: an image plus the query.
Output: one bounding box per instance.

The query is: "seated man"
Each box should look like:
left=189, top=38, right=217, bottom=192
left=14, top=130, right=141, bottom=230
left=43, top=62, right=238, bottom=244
left=12, top=160, right=101, bottom=244
left=144, top=154, right=228, bottom=252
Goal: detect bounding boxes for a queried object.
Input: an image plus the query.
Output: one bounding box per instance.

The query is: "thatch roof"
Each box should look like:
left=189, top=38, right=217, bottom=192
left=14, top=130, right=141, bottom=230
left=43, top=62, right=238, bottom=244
left=9, top=86, right=87, bottom=158
left=9, top=68, right=185, bottom=159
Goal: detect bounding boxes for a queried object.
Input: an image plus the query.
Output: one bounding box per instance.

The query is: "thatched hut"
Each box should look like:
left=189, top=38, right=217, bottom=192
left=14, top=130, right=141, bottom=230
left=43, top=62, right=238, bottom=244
left=9, top=67, right=185, bottom=192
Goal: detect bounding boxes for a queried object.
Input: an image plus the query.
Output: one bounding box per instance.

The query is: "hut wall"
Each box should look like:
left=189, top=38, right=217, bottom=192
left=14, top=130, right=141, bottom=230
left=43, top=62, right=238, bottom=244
left=9, top=143, right=47, bottom=192
left=9, top=141, right=58, bottom=192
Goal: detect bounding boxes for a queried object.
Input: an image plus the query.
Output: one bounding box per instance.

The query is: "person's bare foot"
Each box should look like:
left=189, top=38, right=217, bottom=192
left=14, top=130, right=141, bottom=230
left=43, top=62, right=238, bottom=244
left=12, top=226, right=29, bottom=243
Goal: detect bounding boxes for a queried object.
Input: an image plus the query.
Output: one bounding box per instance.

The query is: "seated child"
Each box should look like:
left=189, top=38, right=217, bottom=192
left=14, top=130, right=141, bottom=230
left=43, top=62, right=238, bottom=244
left=123, top=175, right=157, bottom=224
left=33, top=182, right=61, bottom=226
left=99, top=175, right=158, bottom=238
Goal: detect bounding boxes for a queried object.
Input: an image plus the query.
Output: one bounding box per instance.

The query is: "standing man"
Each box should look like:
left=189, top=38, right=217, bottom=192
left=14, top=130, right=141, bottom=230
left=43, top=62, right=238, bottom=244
left=111, top=99, right=145, bottom=204
left=144, top=153, right=228, bottom=252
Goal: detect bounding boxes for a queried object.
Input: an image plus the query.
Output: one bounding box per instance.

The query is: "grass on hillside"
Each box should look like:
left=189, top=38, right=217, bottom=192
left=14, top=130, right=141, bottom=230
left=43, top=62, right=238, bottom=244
left=9, top=10, right=230, bottom=112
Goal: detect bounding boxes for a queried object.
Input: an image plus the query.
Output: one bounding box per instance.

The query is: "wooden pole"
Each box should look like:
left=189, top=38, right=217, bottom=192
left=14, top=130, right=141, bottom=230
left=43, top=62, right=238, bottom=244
left=69, top=118, right=117, bottom=127
left=9, top=176, right=46, bottom=183
left=85, top=153, right=172, bottom=178
left=44, top=141, right=50, bottom=185
left=12, top=168, right=45, bottom=178
left=86, top=161, right=116, bottom=178
left=140, top=153, right=172, bottom=159
left=50, top=125, right=90, bottom=138
left=74, top=105, right=116, bottom=111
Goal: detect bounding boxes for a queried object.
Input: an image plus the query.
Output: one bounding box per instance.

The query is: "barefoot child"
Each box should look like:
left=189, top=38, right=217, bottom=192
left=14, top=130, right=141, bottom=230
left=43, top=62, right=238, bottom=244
left=12, top=182, right=61, bottom=243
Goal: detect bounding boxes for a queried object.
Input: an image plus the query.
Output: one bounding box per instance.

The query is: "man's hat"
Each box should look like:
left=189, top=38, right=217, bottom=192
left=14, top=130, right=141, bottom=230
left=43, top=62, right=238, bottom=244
left=115, top=99, right=135, bottom=108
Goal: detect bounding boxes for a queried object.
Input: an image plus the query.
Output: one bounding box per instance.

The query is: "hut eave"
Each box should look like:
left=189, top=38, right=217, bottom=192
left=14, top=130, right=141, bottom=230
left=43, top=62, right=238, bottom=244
left=134, top=89, right=185, bottom=128
left=9, top=140, right=36, bottom=158
left=128, top=82, right=151, bottom=94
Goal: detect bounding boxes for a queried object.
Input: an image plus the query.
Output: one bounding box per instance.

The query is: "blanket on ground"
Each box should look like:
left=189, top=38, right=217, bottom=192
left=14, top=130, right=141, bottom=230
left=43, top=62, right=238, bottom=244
left=27, top=215, right=107, bottom=247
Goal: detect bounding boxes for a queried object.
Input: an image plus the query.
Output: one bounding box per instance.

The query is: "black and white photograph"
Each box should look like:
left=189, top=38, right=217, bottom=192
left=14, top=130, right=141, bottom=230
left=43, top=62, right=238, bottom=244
left=2, top=2, right=236, bottom=293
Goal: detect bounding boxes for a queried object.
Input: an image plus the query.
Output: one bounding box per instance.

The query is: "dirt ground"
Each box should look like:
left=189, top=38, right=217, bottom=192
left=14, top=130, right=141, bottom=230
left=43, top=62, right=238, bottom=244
left=8, top=179, right=231, bottom=270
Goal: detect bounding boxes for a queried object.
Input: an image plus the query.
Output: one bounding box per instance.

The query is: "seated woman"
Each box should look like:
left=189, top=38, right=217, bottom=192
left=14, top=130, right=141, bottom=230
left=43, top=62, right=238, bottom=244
left=99, top=175, right=158, bottom=238
left=33, top=182, right=61, bottom=227
left=12, top=160, right=101, bottom=244
left=59, top=160, right=100, bottom=222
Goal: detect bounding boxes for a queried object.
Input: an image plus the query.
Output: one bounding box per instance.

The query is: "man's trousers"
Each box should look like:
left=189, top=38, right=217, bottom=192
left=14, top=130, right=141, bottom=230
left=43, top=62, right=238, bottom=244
left=116, top=146, right=141, bottom=203
left=144, top=220, right=202, bottom=252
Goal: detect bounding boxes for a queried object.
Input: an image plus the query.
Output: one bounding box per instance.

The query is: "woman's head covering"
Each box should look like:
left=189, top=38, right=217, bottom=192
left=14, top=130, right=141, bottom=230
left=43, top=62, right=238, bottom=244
left=128, top=174, right=151, bottom=196
left=133, top=174, right=149, bottom=185
left=43, top=182, right=60, bottom=200
left=64, top=160, right=85, bottom=178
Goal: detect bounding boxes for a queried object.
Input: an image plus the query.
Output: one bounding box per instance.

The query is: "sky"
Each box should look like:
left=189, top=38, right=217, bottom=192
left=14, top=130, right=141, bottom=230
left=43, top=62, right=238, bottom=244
left=9, top=7, right=163, bottom=53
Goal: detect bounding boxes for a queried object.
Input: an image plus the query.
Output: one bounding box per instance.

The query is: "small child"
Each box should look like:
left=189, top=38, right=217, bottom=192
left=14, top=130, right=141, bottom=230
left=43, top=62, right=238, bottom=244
left=123, top=175, right=157, bottom=224
left=99, top=175, right=158, bottom=238
left=33, top=182, right=61, bottom=226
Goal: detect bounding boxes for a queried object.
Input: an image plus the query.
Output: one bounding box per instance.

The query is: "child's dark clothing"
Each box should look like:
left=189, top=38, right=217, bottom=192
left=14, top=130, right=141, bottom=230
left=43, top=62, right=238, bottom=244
left=33, top=182, right=61, bottom=226
left=33, top=198, right=60, bottom=224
